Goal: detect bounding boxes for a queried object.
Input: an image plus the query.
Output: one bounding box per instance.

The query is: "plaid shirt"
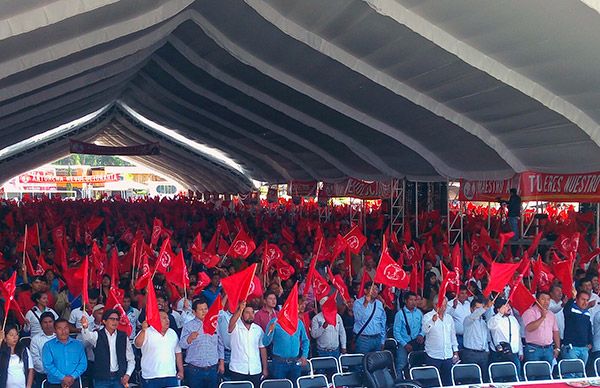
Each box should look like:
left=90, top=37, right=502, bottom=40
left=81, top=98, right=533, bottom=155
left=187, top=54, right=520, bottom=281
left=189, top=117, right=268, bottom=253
left=179, top=318, right=224, bottom=367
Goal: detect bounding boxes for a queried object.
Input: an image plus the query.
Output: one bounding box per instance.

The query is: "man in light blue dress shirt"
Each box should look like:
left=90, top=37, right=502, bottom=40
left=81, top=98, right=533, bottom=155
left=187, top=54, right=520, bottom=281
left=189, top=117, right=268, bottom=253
left=353, top=282, right=387, bottom=354
left=393, top=291, right=424, bottom=377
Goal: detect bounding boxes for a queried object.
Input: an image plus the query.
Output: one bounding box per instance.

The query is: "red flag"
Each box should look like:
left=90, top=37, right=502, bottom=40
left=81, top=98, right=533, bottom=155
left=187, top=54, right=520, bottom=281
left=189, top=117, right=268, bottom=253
left=221, top=264, right=257, bottom=313
left=480, top=248, right=494, bottom=267
left=155, top=238, right=174, bottom=274
left=554, top=258, right=575, bottom=298
left=25, top=254, right=45, bottom=276
left=194, top=272, right=212, bottom=296
left=311, top=270, right=331, bottom=301
left=109, top=249, right=119, bottom=287
left=205, top=229, right=219, bottom=255
left=437, top=276, right=450, bottom=309
left=248, top=275, right=264, bottom=300
left=0, top=272, right=17, bottom=317
left=498, top=231, right=515, bottom=256
left=145, top=280, right=162, bottom=333
left=278, top=283, right=299, bottom=335
left=531, top=257, right=555, bottom=292
left=328, top=268, right=351, bottom=302
left=190, top=233, right=203, bottom=257
left=303, top=254, right=318, bottom=298
left=166, top=250, right=189, bottom=289
left=105, top=288, right=133, bottom=336
left=509, top=282, right=536, bottom=315
left=554, top=233, right=580, bottom=258
left=474, top=263, right=488, bottom=281
left=228, top=229, right=256, bottom=259
left=63, top=257, right=89, bottom=298
left=483, top=262, right=521, bottom=297
left=28, top=224, right=40, bottom=248
left=151, top=218, right=164, bottom=247
left=203, top=294, right=222, bottom=335
left=580, top=248, right=600, bottom=269
left=322, top=292, right=338, bottom=326
left=331, top=235, right=348, bottom=263
left=263, top=243, right=283, bottom=275
left=274, top=259, right=295, bottom=281
left=217, top=236, right=230, bottom=256
left=357, top=271, right=371, bottom=299
left=344, top=226, right=367, bottom=254
left=409, top=265, right=419, bottom=293
left=374, top=247, right=409, bottom=289
left=527, top=231, right=544, bottom=256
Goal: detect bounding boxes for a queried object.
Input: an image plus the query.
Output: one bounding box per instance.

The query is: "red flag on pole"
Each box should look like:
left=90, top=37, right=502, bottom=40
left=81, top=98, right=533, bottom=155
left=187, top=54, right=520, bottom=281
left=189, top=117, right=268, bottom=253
left=357, top=271, right=371, bottom=299
left=221, top=264, right=257, bottom=312
left=155, top=238, right=174, bottom=274
left=247, top=276, right=264, bottom=300
left=483, top=262, right=521, bottom=297
left=228, top=229, right=256, bottom=259
left=498, top=231, right=515, bottom=257
left=311, top=270, right=331, bottom=301
left=105, top=288, right=133, bottom=336
left=374, top=246, right=409, bottom=289
left=331, top=235, right=348, bottom=263
left=190, top=233, right=203, bottom=257
left=554, top=257, right=575, bottom=298
left=0, top=272, right=17, bottom=317
left=527, top=231, right=544, bottom=256
left=531, top=257, right=555, bottom=292
left=327, top=267, right=351, bottom=302
left=509, top=282, right=536, bottom=315
left=151, top=218, right=164, bottom=248
left=344, top=226, right=366, bottom=254
left=263, top=242, right=283, bottom=275
left=193, top=272, right=212, bottom=296
left=278, top=283, right=299, bottom=335
left=322, top=292, right=338, bottom=326
left=145, top=281, right=162, bottom=333
left=203, top=294, right=222, bottom=335
left=273, top=259, right=295, bottom=281
left=166, top=250, right=189, bottom=289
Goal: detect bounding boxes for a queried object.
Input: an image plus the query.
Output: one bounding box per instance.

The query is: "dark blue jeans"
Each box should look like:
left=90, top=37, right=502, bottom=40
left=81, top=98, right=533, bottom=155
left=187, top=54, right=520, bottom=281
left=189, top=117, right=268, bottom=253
left=424, top=354, right=453, bottom=386
left=355, top=334, right=382, bottom=354
left=271, top=357, right=301, bottom=384
left=141, top=376, right=178, bottom=388
left=185, top=365, right=218, bottom=388
left=524, top=344, right=554, bottom=364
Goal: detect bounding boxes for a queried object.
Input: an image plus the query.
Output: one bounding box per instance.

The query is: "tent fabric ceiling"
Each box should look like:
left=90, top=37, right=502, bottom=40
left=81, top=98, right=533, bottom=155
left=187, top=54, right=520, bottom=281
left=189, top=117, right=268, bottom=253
left=1, top=0, right=600, bottom=191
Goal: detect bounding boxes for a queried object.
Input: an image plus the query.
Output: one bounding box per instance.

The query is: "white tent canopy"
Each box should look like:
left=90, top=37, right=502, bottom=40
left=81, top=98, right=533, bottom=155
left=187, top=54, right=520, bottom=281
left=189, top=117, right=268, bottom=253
left=1, top=0, right=600, bottom=192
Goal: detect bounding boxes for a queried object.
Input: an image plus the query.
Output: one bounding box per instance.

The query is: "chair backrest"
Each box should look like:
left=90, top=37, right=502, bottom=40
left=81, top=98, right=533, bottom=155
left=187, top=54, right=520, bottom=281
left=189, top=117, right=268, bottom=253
left=19, top=336, right=31, bottom=348
left=219, top=382, right=253, bottom=388
left=309, top=356, right=340, bottom=375
left=489, top=362, right=519, bottom=383
left=524, top=361, right=553, bottom=381
left=407, top=350, right=427, bottom=369
left=410, top=366, right=442, bottom=388
left=451, top=363, right=483, bottom=385
left=297, top=374, right=328, bottom=388
left=559, top=358, right=586, bottom=379
left=363, top=351, right=397, bottom=388
left=595, top=357, right=600, bottom=378
left=260, top=379, right=294, bottom=388
left=340, top=353, right=364, bottom=372
left=384, top=337, right=398, bottom=352
left=332, top=372, right=363, bottom=388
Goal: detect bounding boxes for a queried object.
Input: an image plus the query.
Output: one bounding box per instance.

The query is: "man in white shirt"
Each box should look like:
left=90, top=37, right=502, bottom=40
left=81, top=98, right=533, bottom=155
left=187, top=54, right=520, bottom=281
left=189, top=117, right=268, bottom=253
left=30, top=311, right=56, bottom=388
left=487, top=297, right=523, bottom=376
left=311, top=297, right=347, bottom=358
left=68, top=290, right=99, bottom=334
left=134, top=311, right=184, bottom=388
left=422, top=296, right=458, bottom=386
left=81, top=309, right=136, bottom=388
left=228, top=301, right=268, bottom=387
left=446, top=286, right=471, bottom=349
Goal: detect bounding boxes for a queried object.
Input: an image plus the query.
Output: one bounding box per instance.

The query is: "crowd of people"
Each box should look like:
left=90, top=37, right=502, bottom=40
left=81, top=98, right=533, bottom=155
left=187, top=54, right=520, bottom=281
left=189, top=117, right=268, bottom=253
left=0, top=195, right=598, bottom=388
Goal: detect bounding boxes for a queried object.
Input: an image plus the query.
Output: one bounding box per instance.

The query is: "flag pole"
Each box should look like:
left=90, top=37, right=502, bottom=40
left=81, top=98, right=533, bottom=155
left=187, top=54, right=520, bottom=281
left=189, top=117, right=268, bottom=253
left=131, top=243, right=137, bottom=288
left=36, top=223, right=42, bottom=257
left=313, top=238, right=323, bottom=311
left=22, top=225, right=28, bottom=284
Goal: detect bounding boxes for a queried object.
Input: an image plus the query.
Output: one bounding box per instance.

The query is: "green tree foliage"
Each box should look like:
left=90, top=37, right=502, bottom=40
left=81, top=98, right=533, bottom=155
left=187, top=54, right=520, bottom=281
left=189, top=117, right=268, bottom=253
left=54, top=154, right=134, bottom=166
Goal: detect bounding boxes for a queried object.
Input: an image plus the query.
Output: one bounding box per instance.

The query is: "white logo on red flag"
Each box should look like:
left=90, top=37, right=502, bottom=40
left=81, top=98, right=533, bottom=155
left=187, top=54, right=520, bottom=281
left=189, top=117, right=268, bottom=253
left=383, top=263, right=406, bottom=281
left=346, top=236, right=359, bottom=250
left=233, top=241, right=248, bottom=256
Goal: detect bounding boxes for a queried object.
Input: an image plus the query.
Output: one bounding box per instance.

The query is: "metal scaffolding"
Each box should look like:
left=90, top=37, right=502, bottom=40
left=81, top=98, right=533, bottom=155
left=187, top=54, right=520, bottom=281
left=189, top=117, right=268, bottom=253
left=447, top=180, right=464, bottom=246
left=390, top=178, right=406, bottom=237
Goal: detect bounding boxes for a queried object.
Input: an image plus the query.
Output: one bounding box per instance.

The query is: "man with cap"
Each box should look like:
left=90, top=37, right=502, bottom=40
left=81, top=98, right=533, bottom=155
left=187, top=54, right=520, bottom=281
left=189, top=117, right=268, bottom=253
left=81, top=309, right=135, bottom=388
left=488, top=297, right=523, bottom=373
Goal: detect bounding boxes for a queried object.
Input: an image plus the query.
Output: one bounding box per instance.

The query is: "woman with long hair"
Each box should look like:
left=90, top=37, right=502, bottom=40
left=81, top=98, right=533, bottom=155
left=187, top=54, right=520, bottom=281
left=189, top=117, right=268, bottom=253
left=0, top=324, right=34, bottom=388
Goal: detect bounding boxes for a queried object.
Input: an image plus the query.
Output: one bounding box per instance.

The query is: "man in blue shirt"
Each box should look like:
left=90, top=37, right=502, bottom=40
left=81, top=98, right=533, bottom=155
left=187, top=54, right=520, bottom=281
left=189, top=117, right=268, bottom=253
left=353, top=281, right=386, bottom=354
left=263, top=294, right=310, bottom=383
left=393, top=291, right=424, bottom=377
left=202, top=272, right=222, bottom=306
left=42, top=318, right=87, bottom=388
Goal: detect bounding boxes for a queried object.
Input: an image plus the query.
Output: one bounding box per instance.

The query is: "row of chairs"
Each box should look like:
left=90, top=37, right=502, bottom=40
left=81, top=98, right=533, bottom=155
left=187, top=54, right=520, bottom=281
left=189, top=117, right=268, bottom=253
left=410, top=358, right=592, bottom=387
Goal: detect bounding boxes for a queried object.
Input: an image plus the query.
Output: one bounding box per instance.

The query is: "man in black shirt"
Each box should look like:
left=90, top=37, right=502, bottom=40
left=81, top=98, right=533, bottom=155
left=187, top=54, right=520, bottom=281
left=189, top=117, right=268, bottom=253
left=501, top=188, right=521, bottom=240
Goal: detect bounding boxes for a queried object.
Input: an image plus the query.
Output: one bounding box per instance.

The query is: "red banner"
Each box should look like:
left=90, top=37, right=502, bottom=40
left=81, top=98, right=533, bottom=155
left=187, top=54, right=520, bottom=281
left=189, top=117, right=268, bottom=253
left=520, top=171, right=600, bottom=202
left=20, top=174, right=121, bottom=184
left=320, top=178, right=391, bottom=200
left=458, top=177, right=517, bottom=202
left=69, top=140, right=160, bottom=156
left=288, top=181, right=317, bottom=197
